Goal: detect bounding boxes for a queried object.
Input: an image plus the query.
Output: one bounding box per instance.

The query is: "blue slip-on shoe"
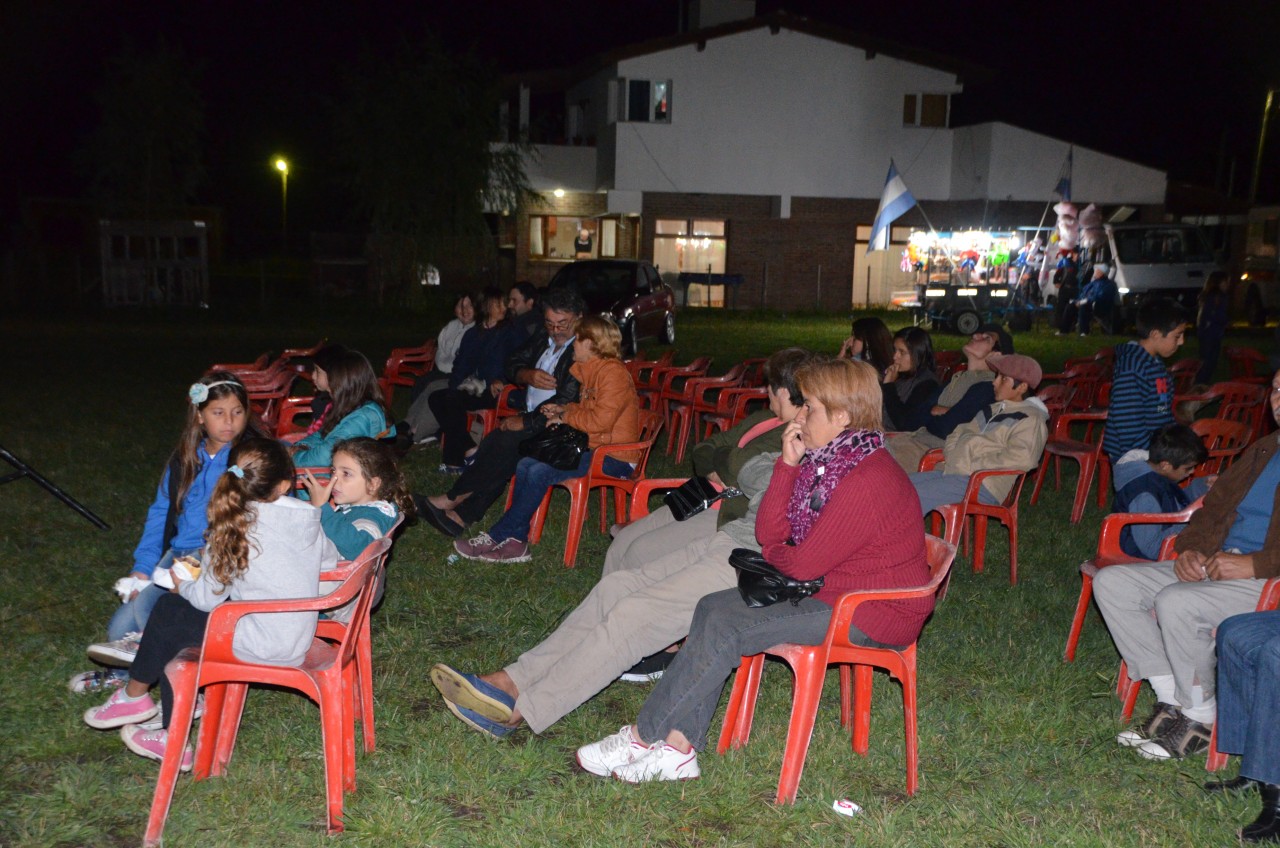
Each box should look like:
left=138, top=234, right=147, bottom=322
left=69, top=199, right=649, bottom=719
left=430, top=663, right=515, bottom=723
left=443, top=698, right=515, bottom=740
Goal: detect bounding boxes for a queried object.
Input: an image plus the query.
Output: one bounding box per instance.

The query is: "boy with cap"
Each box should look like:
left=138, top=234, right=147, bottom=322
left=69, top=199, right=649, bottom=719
left=887, top=323, right=1014, bottom=473
left=908, top=353, right=1049, bottom=515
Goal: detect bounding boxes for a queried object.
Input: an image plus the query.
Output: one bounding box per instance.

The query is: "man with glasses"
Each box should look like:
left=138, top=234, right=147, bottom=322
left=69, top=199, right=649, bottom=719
left=416, top=287, right=586, bottom=537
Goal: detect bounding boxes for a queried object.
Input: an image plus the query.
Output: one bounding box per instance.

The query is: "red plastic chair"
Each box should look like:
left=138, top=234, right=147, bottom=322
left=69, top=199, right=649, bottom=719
left=1206, top=578, right=1280, bottom=770
left=739, top=357, right=768, bottom=387
left=716, top=535, right=957, bottom=802
left=143, top=537, right=392, bottom=845
left=465, top=384, right=522, bottom=441
left=1030, top=410, right=1108, bottom=524
left=664, top=363, right=747, bottom=462
left=1169, top=358, right=1202, bottom=394
left=626, top=350, right=676, bottom=389
left=638, top=357, right=712, bottom=412
left=700, top=387, right=769, bottom=438
left=933, top=349, right=965, bottom=384
left=1190, top=418, right=1252, bottom=477
left=1063, top=502, right=1201, bottom=663
left=524, top=410, right=665, bottom=567
left=918, top=448, right=1033, bottom=584
left=379, top=339, right=437, bottom=407
left=1226, top=346, right=1271, bottom=385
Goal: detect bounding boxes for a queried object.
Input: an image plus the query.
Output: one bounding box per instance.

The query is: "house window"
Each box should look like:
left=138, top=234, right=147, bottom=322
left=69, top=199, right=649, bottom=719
left=615, top=78, right=672, bottom=123
left=653, top=218, right=727, bottom=307
left=529, top=216, right=597, bottom=260
left=903, top=93, right=949, bottom=127
left=600, top=219, right=618, bottom=257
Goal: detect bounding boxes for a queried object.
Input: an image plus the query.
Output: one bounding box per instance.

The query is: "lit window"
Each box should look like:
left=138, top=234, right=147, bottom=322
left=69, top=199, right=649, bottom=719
left=653, top=218, right=728, bottom=307
left=616, top=78, right=672, bottom=123
left=903, top=93, right=949, bottom=127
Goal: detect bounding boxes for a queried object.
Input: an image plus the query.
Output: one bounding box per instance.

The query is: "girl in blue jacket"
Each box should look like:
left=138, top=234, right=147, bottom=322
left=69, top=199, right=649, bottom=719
left=289, top=349, right=393, bottom=469
left=70, top=373, right=258, bottom=695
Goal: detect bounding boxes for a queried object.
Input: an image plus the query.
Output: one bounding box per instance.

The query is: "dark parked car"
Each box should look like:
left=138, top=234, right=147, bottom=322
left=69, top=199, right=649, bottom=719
left=546, top=259, right=676, bottom=355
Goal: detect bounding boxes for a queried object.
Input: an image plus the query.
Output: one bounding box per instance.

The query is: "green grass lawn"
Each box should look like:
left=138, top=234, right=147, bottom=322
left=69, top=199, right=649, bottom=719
left=0, top=307, right=1271, bottom=848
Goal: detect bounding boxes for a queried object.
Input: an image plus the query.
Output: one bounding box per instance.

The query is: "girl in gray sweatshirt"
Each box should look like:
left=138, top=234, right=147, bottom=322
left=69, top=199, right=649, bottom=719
left=83, top=438, right=339, bottom=770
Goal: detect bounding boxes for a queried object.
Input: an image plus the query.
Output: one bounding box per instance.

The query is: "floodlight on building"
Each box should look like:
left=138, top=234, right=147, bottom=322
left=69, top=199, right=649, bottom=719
left=553, top=188, right=565, bottom=198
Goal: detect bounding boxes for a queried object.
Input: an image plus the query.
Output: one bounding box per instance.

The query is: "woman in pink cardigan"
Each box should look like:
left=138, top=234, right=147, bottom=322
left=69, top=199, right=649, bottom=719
left=575, top=357, right=933, bottom=783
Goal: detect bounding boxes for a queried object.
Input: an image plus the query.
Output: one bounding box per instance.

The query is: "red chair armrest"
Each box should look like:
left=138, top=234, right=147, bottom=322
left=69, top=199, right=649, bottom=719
left=918, top=449, right=945, bottom=472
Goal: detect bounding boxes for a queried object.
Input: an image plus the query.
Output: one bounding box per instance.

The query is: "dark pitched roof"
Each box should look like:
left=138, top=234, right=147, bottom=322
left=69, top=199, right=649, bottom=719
left=506, top=10, right=987, bottom=93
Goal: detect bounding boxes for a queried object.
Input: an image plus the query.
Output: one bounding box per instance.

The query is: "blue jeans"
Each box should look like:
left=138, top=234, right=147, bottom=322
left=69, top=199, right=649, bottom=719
left=488, top=452, right=633, bottom=544
left=1216, top=610, right=1280, bottom=785
left=101, top=546, right=201, bottom=680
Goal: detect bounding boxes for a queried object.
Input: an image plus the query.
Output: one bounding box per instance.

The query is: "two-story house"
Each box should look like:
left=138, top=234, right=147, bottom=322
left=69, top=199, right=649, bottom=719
left=502, top=7, right=1166, bottom=309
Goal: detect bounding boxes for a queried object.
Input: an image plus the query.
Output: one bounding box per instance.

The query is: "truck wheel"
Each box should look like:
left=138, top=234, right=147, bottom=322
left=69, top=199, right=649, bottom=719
left=953, top=309, right=981, bottom=335
left=1246, top=285, right=1266, bottom=327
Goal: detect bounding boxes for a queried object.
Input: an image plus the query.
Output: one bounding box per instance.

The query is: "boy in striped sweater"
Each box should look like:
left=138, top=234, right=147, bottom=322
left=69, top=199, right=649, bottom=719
left=1102, top=297, right=1187, bottom=467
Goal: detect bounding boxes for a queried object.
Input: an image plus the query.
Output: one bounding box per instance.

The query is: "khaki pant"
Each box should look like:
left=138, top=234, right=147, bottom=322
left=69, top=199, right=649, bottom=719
left=506, top=508, right=736, bottom=734
left=1094, top=561, right=1266, bottom=708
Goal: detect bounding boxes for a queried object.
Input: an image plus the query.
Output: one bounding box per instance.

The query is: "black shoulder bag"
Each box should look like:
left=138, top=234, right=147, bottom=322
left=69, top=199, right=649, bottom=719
left=518, top=423, right=590, bottom=470
left=663, top=476, right=743, bottom=522
left=729, top=548, right=824, bottom=608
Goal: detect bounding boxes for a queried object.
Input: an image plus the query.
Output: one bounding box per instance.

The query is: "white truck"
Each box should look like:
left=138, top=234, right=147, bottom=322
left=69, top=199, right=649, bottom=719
left=1100, top=223, right=1221, bottom=321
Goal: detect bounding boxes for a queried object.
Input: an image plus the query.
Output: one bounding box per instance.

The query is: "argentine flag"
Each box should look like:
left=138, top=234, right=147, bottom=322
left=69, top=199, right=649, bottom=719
left=867, top=160, right=917, bottom=252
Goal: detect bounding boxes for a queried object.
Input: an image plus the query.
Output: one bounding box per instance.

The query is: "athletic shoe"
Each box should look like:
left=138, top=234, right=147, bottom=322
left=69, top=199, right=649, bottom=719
left=68, top=669, right=127, bottom=695
left=454, top=532, right=499, bottom=560
left=1116, top=702, right=1179, bottom=748
left=119, top=725, right=194, bottom=772
left=137, top=693, right=205, bottom=731
left=620, top=651, right=675, bottom=684
left=84, top=689, right=158, bottom=729
left=576, top=726, right=650, bottom=777
left=477, top=538, right=531, bottom=564
left=438, top=464, right=464, bottom=475
left=611, top=742, right=701, bottom=783
left=87, top=632, right=143, bottom=667
left=429, top=664, right=515, bottom=722
left=442, top=699, right=514, bottom=740
left=1136, top=714, right=1213, bottom=760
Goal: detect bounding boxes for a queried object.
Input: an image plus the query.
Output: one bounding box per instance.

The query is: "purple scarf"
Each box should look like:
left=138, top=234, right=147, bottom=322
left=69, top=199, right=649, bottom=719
left=785, top=427, right=884, bottom=544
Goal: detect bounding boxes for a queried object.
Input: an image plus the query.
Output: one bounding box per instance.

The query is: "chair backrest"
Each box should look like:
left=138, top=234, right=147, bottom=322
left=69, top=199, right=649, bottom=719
left=740, top=358, right=768, bottom=387
left=1210, top=381, right=1268, bottom=408
left=1191, top=417, right=1252, bottom=476
left=923, top=535, right=959, bottom=587
left=1038, top=384, right=1074, bottom=425
left=1226, top=346, right=1269, bottom=382
left=201, top=536, right=391, bottom=667
left=825, top=535, right=956, bottom=650
left=1169, top=358, right=1202, bottom=395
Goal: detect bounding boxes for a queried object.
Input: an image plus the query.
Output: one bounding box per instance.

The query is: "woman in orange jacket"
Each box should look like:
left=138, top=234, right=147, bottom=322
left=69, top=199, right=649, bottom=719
left=452, top=316, right=640, bottom=563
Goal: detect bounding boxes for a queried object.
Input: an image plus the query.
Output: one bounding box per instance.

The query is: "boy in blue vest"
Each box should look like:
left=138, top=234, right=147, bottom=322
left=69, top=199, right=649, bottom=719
left=1111, top=423, right=1210, bottom=560
left=1103, top=297, right=1187, bottom=467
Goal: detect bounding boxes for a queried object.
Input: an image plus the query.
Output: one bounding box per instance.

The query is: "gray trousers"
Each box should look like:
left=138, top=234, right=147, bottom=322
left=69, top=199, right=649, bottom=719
left=505, top=513, right=736, bottom=734
left=635, top=588, right=883, bottom=751
left=1093, top=561, right=1266, bottom=708
left=403, top=377, right=449, bottom=438
left=909, top=471, right=997, bottom=516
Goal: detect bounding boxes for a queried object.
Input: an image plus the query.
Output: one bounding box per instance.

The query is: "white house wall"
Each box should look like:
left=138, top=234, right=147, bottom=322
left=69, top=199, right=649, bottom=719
left=951, top=123, right=1166, bottom=204
left=605, top=28, right=962, bottom=200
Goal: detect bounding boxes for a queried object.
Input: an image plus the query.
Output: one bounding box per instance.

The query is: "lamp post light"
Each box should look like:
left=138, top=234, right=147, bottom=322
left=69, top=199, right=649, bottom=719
left=275, top=157, right=289, bottom=253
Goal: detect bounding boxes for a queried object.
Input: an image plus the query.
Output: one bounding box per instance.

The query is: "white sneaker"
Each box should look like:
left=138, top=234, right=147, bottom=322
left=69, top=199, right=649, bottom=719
left=576, top=725, right=649, bottom=777
left=612, top=742, right=700, bottom=783
left=87, top=631, right=142, bottom=666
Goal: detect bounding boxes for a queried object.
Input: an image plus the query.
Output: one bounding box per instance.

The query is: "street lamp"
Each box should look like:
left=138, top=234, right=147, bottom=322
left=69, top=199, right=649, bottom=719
left=274, top=157, right=289, bottom=253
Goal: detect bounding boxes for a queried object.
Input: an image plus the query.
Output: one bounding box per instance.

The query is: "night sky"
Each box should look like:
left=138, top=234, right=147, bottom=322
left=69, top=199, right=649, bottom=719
left=5, top=0, right=1280, bottom=252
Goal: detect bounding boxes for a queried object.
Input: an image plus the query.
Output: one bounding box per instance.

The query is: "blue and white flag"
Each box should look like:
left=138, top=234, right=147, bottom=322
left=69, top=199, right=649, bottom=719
left=867, top=160, right=917, bottom=252
left=1053, top=148, right=1073, bottom=201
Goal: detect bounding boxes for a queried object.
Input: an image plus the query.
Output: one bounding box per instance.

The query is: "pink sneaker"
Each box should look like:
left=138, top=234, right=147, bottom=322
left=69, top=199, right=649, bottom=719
left=120, top=725, right=194, bottom=772
left=454, top=532, right=499, bottom=560
left=84, top=688, right=158, bottom=729
left=478, top=537, right=531, bottom=563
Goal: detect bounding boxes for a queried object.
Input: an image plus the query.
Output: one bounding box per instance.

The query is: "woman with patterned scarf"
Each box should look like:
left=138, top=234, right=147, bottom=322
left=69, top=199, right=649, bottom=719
left=574, top=357, right=935, bottom=783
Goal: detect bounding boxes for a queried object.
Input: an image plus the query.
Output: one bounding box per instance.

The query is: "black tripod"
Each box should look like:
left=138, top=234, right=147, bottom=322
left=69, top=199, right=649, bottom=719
left=0, top=443, right=109, bottom=530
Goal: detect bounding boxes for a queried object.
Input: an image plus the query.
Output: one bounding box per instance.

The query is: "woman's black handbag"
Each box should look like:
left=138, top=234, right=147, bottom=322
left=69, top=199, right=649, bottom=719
left=518, top=423, right=590, bottom=470
left=729, top=548, right=824, bottom=608
left=663, top=476, right=742, bottom=522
